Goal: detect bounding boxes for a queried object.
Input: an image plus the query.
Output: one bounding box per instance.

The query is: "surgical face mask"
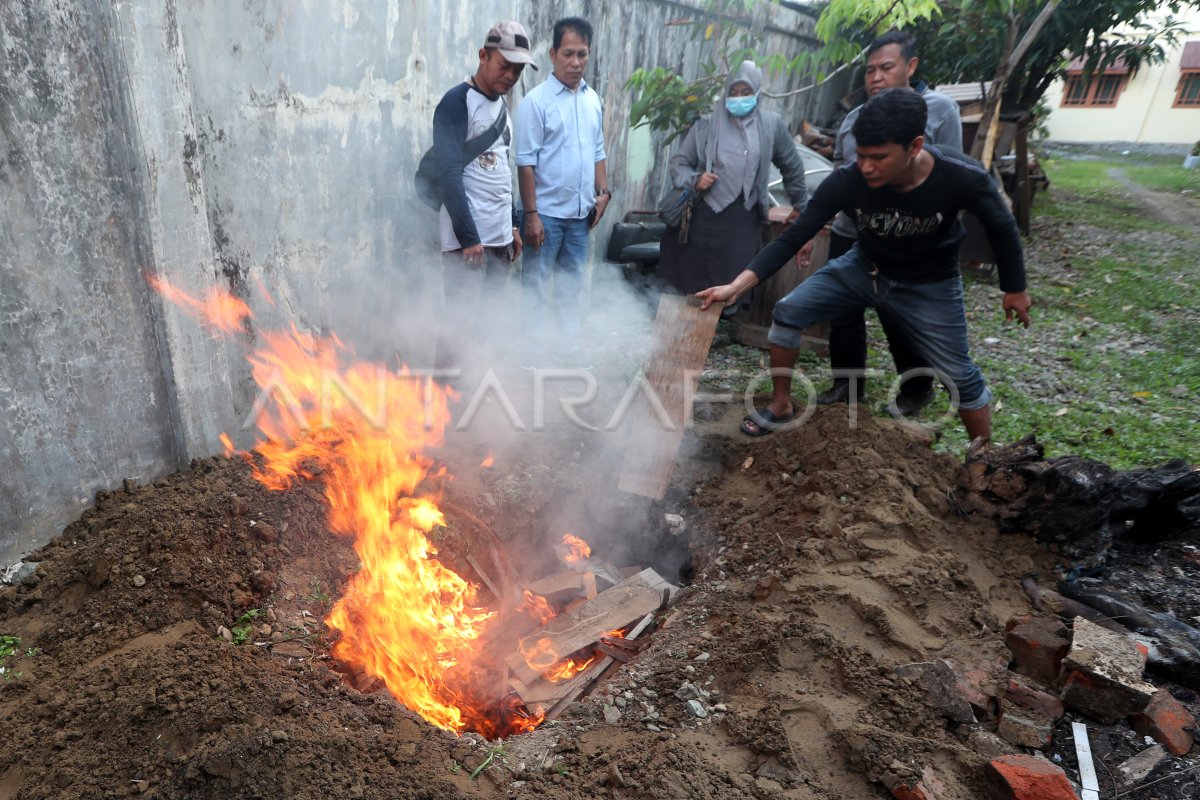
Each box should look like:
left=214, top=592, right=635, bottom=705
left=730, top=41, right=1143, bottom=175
left=725, top=93, right=758, bottom=117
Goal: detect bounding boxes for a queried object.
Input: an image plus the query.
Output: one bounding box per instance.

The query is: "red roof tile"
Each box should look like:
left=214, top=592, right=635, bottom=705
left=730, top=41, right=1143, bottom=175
left=1181, top=41, right=1200, bottom=71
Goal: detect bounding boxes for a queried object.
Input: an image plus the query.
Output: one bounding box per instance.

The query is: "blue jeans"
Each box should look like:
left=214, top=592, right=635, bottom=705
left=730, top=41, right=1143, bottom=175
left=769, top=246, right=992, bottom=410
left=521, top=214, right=589, bottom=354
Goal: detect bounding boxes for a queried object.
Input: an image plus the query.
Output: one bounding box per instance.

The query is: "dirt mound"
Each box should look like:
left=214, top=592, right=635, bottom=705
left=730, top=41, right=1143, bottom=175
left=0, top=406, right=1090, bottom=800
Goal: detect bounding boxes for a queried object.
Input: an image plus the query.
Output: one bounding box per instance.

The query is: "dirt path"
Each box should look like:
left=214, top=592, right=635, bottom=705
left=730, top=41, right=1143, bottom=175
left=1107, top=166, right=1200, bottom=228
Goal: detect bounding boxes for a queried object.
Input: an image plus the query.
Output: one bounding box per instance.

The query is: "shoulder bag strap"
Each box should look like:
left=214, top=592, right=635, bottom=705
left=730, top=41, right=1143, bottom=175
left=462, top=104, right=508, bottom=165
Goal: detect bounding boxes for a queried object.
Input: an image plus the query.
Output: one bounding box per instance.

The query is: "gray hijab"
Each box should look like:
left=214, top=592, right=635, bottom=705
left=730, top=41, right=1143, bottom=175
left=705, top=60, right=762, bottom=213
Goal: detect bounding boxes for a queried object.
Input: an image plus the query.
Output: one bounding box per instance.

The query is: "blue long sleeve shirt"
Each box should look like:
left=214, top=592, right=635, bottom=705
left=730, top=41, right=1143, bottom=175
left=514, top=74, right=606, bottom=220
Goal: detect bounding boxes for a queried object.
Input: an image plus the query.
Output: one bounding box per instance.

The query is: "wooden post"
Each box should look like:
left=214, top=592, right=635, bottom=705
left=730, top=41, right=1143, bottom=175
left=1015, top=124, right=1031, bottom=235
left=733, top=207, right=830, bottom=353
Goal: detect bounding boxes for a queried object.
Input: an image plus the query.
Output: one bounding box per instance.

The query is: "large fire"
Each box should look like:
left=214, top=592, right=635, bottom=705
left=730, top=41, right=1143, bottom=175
left=151, top=278, right=580, bottom=737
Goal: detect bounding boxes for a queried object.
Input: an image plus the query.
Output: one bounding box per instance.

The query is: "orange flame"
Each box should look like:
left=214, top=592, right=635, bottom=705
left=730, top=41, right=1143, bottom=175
left=518, top=637, right=595, bottom=683
left=480, top=452, right=494, bottom=469
left=150, top=279, right=544, bottom=738
left=521, top=590, right=556, bottom=626
left=543, top=655, right=596, bottom=683
left=560, top=533, right=591, bottom=565
left=146, top=274, right=251, bottom=335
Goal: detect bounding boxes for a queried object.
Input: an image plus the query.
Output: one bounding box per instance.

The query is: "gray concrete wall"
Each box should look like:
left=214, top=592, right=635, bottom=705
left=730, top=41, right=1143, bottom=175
left=1, top=0, right=821, bottom=565
left=0, top=1, right=182, bottom=562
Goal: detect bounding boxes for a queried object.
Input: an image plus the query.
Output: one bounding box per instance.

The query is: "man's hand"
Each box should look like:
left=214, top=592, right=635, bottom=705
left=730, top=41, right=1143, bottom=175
left=511, top=228, right=523, bottom=261
left=1003, top=291, right=1033, bottom=328
left=590, top=193, right=611, bottom=229
left=695, top=283, right=741, bottom=311
left=462, top=243, right=485, bottom=266
left=796, top=240, right=815, bottom=270
left=524, top=213, right=545, bottom=249
left=695, top=172, right=718, bottom=192
left=696, top=269, right=760, bottom=311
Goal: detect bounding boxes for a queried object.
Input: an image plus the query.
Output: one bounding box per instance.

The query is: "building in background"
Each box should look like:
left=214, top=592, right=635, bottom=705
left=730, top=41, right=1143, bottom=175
left=1043, top=5, right=1200, bottom=148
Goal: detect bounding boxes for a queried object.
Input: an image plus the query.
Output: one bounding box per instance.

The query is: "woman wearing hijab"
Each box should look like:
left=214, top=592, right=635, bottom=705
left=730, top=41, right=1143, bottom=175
left=656, top=61, right=810, bottom=299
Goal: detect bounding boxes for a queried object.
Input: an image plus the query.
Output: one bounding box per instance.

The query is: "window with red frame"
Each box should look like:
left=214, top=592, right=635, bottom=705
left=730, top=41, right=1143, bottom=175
left=1061, top=74, right=1126, bottom=107
left=1175, top=71, right=1200, bottom=107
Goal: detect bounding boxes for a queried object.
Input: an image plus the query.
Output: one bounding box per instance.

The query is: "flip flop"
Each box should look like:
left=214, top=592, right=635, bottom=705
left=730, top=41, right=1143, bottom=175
left=740, top=407, right=796, bottom=437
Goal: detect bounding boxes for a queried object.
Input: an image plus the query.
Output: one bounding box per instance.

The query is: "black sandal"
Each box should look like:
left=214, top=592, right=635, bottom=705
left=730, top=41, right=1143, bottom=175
left=740, top=407, right=796, bottom=437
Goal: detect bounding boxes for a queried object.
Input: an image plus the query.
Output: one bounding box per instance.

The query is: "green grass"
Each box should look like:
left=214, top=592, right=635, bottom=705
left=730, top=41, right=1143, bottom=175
left=1124, top=157, right=1200, bottom=195
left=1033, top=155, right=1193, bottom=235
left=0, top=634, right=20, bottom=680
left=920, top=153, right=1199, bottom=467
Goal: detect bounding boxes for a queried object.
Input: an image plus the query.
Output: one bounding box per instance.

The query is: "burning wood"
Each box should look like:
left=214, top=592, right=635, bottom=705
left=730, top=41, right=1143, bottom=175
left=505, top=568, right=678, bottom=702
left=519, top=613, right=658, bottom=720
left=524, top=570, right=585, bottom=600
left=148, top=279, right=681, bottom=738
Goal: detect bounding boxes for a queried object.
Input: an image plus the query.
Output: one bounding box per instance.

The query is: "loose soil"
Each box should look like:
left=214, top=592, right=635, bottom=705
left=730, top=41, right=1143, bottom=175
left=0, top=404, right=1021, bottom=800
left=4, top=396, right=1186, bottom=800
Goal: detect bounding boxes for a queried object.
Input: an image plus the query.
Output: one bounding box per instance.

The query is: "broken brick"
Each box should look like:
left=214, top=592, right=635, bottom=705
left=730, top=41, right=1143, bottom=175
left=891, top=783, right=928, bottom=800
left=1115, top=744, right=1167, bottom=785
left=1004, top=674, right=1064, bottom=720
left=958, top=669, right=997, bottom=721
left=1004, top=615, right=1068, bottom=685
left=985, top=755, right=1077, bottom=800
left=996, top=700, right=1054, bottom=749
left=895, top=660, right=975, bottom=724
left=1060, top=618, right=1156, bottom=724
left=1132, top=689, right=1195, bottom=756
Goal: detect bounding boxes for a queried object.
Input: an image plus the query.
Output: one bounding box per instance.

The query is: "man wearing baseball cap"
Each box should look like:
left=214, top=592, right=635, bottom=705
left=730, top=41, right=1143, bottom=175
left=431, top=22, right=536, bottom=372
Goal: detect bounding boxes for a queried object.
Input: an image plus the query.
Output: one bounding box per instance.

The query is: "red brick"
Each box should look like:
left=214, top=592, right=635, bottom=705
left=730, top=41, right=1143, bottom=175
left=891, top=783, right=927, bottom=800
left=959, top=669, right=997, bottom=721
left=1004, top=674, right=1064, bottom=719
left=1004, top=615, right=1068, bottom=685
left=985, top=755, right=1078, bottom=800
left=1059, top=619, right=1156, bottom=724
left=1132, top=689, right=1195, bottom=756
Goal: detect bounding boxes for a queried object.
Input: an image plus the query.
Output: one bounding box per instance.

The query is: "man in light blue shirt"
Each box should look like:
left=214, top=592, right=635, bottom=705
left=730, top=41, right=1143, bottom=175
left=515, top=16, right=610, bottom=367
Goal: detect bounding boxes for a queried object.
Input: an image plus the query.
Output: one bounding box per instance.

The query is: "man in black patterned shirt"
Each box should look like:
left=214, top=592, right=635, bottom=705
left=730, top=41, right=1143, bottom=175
left=697, top=89, right=1032, bottom=445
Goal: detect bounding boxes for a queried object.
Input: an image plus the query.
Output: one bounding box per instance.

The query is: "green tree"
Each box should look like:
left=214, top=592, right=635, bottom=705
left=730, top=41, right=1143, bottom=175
left=628, top=0, right=1198, bottom=156
left=914, top=0, right=1197, bottom=112
left=625, top=0, right=942, bottom=142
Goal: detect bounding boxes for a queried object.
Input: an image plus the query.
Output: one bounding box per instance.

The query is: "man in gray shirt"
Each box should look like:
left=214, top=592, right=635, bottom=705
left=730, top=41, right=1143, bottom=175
left=816, top=30, right=962, bottom=415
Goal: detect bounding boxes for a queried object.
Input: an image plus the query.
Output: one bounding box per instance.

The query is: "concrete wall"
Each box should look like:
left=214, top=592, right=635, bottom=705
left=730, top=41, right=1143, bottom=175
left=1044, top=7, right=1200, bottom=145
left=0, top=0, right=820, bottom=565
left=0, top=2, right=183, bottom=562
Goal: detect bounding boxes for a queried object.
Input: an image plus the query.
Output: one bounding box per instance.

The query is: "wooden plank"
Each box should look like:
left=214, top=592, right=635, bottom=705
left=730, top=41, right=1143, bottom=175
left=622, top=567, right=680, bottom=604
left=618, top=294, right=721, bottom=499
left=517, top=612, right=657, bottom=713
left=574, top=556, right=624, bottom=588
left=1015, top=126, right=1031, bottom=235
left=581, top=572, right=597, bottom=600
left=524, top=570, right=584, bottom=599
left=545, top=613, right=656, bottom=720
left=505, top=582, right=663, bottom=685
